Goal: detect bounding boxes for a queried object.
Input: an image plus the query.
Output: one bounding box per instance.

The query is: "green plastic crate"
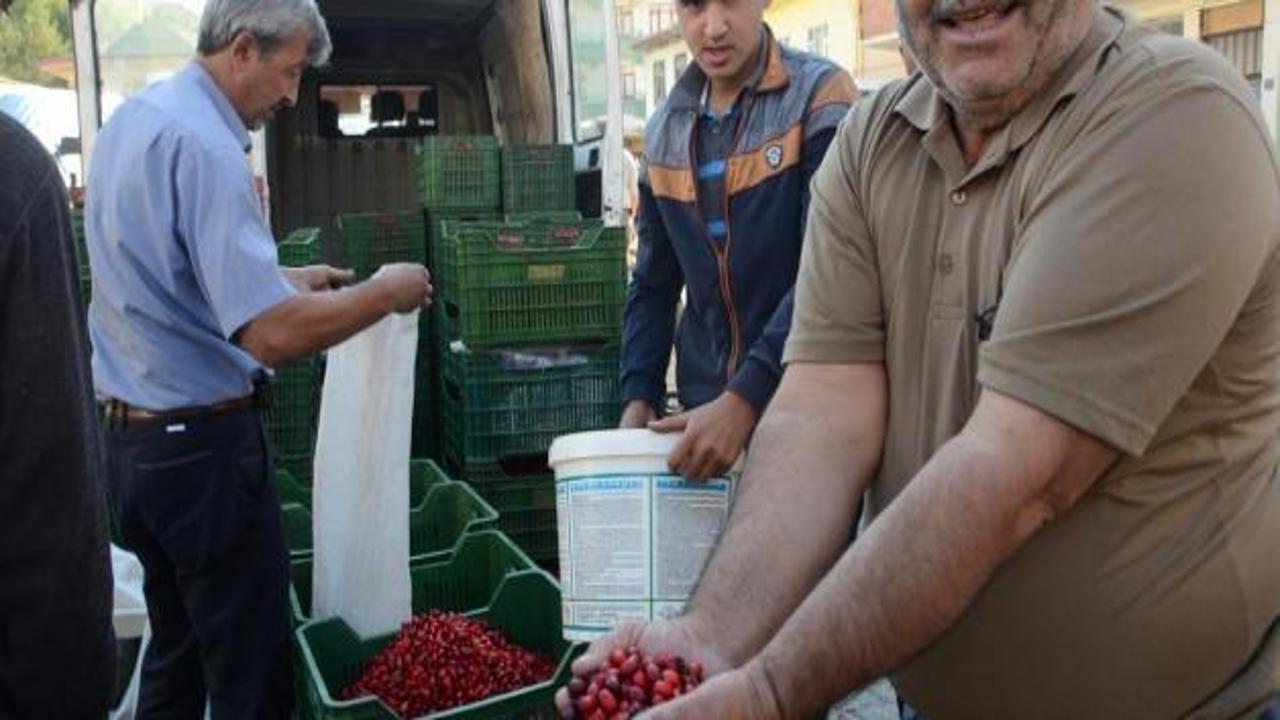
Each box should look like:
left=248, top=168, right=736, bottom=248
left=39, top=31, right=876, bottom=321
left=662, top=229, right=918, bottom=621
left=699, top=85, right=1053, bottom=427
left=279, top=227, right=321, bottom=267
left=439, top=344, right=619, bottom=471
left=502, top=210, right=583, bottom=224
left=336, top=210, right=426, bottom=280
left=267, top=358, right=319, bottom=459
left=278, top=451, right=315, bottom=486
left=78, top=273, right=92, bottom=311
left=415, top=136, right=501, bottom=211
left=432, top=219, right=625, bottom=347
left=288, top=529, right=536, bottom=627
left=70, top=208, right=89, bottom=271
left=460, top=463, right=557, bottom=566
left=412, top=313, right=439, bottom=460
left=282, top=502, right=312, bottom=560
left=297, top=570, right=585, bottom=719
left=71, top=210, right=91, bottom=310
left=501, top=145, right=575, bottom=216
left=426, top=209, right=502, bottom=269
left=281, top=462, right=497, bottom=561
left=277, top=468, right=311, bottom=507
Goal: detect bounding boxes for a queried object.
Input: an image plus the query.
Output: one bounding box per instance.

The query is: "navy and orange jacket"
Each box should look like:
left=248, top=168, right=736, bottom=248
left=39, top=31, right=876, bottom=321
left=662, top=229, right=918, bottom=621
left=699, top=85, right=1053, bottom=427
left=621, top=32, right=857, bottom=414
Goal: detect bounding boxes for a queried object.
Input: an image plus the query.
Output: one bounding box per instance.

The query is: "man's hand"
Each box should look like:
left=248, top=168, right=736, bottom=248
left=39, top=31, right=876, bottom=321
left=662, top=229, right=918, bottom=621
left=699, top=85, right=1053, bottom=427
left=371, top=263, right=432, bottom=313
left=640, top=663, right=780, bottom=720
left=555, top=621, right=732, bottom=718
left=649, top=391, right=758, bottom=480
left=620, top=399, right=657, bottom=429
left=283, top=264, right=356, bottom=292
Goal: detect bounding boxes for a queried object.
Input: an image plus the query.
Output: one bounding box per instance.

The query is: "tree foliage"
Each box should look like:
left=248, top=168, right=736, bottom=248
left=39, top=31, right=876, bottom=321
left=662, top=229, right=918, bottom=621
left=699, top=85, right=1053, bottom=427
left=0, top=0, right=72, bottom=86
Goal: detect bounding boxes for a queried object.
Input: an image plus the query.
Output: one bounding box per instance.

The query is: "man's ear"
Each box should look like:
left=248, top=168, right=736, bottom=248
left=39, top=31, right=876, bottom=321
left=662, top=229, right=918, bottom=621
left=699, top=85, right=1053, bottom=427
left=228, top=30, right=259, bottom=67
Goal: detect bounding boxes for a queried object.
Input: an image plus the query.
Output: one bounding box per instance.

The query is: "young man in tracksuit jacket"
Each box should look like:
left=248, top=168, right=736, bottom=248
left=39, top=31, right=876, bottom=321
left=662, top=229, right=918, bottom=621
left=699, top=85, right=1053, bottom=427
left=620, top=0, right=857, bottom=479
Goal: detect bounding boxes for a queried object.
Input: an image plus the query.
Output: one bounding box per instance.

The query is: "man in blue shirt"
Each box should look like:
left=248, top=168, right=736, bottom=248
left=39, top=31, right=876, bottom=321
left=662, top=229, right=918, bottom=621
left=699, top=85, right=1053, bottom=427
left=620, top=0, right=856, bottom=478
left=87, top=1, right=431, bottom=716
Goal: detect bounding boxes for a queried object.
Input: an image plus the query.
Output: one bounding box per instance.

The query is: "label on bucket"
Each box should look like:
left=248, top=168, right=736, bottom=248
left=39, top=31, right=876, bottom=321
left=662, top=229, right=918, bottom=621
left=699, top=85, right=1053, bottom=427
left=555, top=474, right=733, bottom=641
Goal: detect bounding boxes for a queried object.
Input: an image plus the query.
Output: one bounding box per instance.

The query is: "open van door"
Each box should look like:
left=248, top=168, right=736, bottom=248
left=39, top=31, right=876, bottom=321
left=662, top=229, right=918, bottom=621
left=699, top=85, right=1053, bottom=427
left=555, top=0, right=626, bottom=227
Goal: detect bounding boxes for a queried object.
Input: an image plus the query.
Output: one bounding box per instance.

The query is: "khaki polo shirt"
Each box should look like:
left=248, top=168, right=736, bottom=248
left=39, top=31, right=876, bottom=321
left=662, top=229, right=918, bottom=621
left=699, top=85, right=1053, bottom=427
left=786, top=6, right=1280, bottom=718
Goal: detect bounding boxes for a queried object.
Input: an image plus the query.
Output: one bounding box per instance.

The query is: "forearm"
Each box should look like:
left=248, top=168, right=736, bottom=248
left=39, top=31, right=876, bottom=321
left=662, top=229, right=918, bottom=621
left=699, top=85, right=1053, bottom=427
left=239, top=279, right=397, bottom=366
left=749, top=394, right=1116, bottom=717
left=681, top=364, right=886, bottom=666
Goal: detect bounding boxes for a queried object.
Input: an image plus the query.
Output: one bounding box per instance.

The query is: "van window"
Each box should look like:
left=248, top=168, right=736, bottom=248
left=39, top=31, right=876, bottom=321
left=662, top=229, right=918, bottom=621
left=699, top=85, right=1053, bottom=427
left=568, top=0, right=608, bottom=142
left=317, top=83, right=438, bottom=138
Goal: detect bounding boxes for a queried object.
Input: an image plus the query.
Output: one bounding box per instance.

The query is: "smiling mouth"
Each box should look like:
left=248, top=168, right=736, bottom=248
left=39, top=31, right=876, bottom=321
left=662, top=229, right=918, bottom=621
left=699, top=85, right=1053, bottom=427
left=937, top=0, right=1021, bottom=27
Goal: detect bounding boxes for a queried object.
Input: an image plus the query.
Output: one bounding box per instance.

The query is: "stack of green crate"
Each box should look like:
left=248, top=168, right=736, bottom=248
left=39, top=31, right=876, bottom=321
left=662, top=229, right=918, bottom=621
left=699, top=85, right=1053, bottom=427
left=414, top=136, right=504, bottom=461
left=272, top=228, right=323, bottom=483
left=429, top=211, right=624, bottom=571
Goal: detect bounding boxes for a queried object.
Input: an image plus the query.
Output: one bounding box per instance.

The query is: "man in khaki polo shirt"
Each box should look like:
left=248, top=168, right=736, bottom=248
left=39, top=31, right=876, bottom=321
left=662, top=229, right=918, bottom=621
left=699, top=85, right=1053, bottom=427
left=557, top=0, right=1280, bottom=718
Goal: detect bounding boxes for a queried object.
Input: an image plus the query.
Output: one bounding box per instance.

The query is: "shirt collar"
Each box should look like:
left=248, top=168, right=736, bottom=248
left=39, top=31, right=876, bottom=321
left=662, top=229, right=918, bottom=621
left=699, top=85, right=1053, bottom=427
left=182, top=61, right=252, bottom=153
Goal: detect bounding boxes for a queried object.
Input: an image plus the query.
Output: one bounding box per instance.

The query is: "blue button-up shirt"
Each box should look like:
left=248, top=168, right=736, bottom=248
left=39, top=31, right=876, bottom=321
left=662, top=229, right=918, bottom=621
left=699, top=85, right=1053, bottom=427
left=86, top=62, right=296, bottom=410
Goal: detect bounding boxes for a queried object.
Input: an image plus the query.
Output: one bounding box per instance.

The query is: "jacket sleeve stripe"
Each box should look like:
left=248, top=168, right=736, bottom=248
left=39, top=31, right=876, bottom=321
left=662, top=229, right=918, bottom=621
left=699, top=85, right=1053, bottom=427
left=647, top=164, right=698, bottom=203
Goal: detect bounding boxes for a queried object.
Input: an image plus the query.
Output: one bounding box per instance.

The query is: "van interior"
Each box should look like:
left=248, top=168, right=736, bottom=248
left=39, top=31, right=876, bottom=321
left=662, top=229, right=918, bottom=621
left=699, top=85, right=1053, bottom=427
left=267, top=0, right=582, bottom=252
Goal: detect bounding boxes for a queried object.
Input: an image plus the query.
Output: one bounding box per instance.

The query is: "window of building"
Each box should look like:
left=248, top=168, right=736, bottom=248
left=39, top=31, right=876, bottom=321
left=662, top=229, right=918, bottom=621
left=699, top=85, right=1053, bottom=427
left=619, top=10, right=635, bottom=37
left=569, top=0, right=609, bottom=141
left=622, top=70, right=639, bottom=99
left=652, top=60, right=667, bottom=106
left=649, top=6, right=676, bottom=33
left=808, top=24, right=830, bottom=58
left=674, top=52, right=688, bottom=79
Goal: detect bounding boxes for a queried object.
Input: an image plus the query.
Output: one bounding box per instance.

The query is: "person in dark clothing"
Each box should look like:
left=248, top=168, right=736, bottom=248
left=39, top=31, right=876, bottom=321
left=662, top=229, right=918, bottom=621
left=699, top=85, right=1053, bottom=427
left=0, top=111, right=116, bottom=715
left=619, top=0, right=856, bottom=479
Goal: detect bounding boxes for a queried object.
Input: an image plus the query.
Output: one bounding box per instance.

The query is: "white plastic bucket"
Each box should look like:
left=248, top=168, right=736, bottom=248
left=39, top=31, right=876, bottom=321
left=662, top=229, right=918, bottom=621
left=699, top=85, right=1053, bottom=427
left=548, top=429, right=737, bottom=641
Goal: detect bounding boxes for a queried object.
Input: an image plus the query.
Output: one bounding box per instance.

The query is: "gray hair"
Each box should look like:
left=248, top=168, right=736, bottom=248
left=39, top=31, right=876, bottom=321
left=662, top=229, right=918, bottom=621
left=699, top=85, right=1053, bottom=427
left=197, top=0, right=332, bottom=66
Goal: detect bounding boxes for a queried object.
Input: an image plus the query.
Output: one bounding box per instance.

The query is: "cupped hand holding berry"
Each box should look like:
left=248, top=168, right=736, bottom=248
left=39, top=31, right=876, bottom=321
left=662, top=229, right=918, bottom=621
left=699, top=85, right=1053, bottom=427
left=639, top=662, right=782, bottom=720
left=555, top=620, right=731, bottom=719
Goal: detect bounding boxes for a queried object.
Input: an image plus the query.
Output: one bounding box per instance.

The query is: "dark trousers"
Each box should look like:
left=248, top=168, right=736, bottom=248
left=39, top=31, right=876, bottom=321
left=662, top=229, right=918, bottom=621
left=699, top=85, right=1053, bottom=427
left=106, top=409, right=292, bottom=720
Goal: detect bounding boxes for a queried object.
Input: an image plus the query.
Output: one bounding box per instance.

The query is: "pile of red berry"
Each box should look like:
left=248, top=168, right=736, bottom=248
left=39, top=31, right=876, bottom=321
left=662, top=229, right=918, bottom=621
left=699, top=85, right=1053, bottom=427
left=566, top=647, right=704, bottom=719
left=339, top=610, right=556, bottom=719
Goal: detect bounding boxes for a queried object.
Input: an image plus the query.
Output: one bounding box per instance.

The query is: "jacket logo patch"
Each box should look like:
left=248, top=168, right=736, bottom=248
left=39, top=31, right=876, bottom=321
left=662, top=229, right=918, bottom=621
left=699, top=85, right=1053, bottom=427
left=765, top=144, right=784, bottom=169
